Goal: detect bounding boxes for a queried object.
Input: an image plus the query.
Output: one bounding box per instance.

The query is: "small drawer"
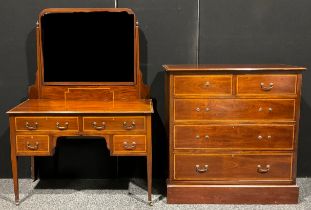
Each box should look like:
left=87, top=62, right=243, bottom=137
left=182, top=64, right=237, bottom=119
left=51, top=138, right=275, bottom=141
left=174, top=75, right=232, bottom=96
left=15, top=116, right=79, bottom=131
left=83, top=117, right=145, bottom=132
left=16, top=135, right=50, bottom=155
left=174, top=153, right=293, bottom=181
left=174, top=125, right=294, bottom=150
left=237, top=74, right=297, bottom=95
left=112, top=135, right=146, bottom=154
left=174, top=99, right=295, bottom=121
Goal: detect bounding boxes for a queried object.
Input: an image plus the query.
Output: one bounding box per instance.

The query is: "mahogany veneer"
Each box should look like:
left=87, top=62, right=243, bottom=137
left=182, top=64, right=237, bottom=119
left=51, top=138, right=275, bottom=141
left=164, top=64, right=305, bottom=204
left=7, top=8, right=153, bottom=206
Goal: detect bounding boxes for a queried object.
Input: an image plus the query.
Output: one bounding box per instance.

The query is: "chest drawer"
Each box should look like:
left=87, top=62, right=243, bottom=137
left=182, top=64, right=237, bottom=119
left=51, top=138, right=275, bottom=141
left=112, top=135, right=146, bottom=155
left=83, top=116, right=145, bottom=132
left=174, top=99, right=295, bottom=121
left=174, top=125, right=294, bottom=150
left=237, top=74, right=297, bottom=95
left=16, top=135, right=50, bottom=155
left=174, top=75, right=232, bottom=96
left=15, top=117, right=79, bottom=131
left=174, top=153, right=293, bottom=181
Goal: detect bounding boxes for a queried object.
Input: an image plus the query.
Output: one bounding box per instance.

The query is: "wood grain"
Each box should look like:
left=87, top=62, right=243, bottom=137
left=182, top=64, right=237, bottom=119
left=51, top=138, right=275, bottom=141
left=15, top=116, right=79, bottom=131
left=163, top=64, right=306, bottom=72
left=83, top=116, right=145, bottom=132
left=7, top=99, right=153, bottom=114
left=165, top=64, right=304, bottom=204
left=174, top=153, right=293, bottom=181
left=167, top=184, right=299, bottom=204
left=174, top=99, right=295, bottom=121
left=7, top=8, right=154, bottom=205
left=16, top=135, right=50, bottom=155
left=112, top=135, right=146, bottom=155
left=174, top=124, right=294, bottom=150
left=174, top=75, right=232, bottom=95
left=237, top=74, right=297, bottom=95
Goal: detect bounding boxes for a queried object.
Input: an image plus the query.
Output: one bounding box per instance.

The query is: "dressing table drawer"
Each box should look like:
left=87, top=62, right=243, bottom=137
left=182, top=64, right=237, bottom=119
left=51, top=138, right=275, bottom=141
left=112, top=135, right=147, bottom=155
left=174, top=99, right=295, bottom=121
left=174, top=153, right=293, bottom=181
left=237, top=74, right=297, bottom=95
left=15, top=116, right=79, bottom=131
left=16, top=135, right=50, bottom=155
left=83, top=116, right=145, bottom=132
left=174, top=75, right=232, bottom=96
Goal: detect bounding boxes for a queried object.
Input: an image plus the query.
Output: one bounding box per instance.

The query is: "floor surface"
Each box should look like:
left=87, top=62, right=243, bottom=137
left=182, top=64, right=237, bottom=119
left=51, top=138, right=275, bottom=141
left=0, top=178, right=310, bottom=209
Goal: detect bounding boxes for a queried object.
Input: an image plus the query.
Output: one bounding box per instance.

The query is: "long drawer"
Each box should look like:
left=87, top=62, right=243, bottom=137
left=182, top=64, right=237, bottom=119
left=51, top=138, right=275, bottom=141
left=174, top=125, right=294, bottom=150
left=15, top=116, right=79, bottom=131
left=174, top=75, right=232, bottom=96
left=83, top=116, right=145, bottom=132
left=174, top=99, right=295, bottom=121
left=237, top=74, right=297, bottom=95
left=174, top=153, right=293, bottom=181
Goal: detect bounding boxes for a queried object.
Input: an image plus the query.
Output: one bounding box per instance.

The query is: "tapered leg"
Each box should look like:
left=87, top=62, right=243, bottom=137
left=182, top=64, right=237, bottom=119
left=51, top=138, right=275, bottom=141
left=146, top=115, right=152, bottom=206
left=31, top=156, right=37, bottom=181
left=9, top=116, right=19, bottom=205
left=11, top=154, right=19, bottom=205
left=147, top=153, right=152, bottom=205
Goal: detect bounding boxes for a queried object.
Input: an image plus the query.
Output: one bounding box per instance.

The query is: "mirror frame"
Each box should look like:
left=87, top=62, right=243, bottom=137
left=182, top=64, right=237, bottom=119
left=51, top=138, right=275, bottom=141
left=37, top=8, right=138, bottom=86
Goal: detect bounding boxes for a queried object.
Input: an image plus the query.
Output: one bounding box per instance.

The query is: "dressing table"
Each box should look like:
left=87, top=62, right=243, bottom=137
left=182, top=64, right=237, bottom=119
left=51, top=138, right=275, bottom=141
left=7, top=8, right=153, bottom=205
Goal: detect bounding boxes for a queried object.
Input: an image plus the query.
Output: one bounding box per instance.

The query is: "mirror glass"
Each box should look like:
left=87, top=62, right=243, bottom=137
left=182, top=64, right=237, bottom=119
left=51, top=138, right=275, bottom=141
left=41, top=11, right=135, bottom=83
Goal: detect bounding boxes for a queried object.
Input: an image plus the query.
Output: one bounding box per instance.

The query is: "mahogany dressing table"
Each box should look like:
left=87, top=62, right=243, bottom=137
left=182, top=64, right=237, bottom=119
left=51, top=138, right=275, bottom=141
left=7, top=8, right=153, bottom=205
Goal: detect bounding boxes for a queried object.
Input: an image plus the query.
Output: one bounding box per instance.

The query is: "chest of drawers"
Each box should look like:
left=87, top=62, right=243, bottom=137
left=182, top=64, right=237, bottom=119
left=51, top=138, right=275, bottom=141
left=164, top=64, right=305, bottom=204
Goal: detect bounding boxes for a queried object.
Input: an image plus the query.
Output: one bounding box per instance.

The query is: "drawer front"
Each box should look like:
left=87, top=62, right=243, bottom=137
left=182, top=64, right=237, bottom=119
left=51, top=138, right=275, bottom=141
left=237, top=74, right=297, bottom=95
left=15, top=117, right=79, bottom=131
left=112, top=135, right=146, bottom=154
left=16, top=135, right=50, bottom=155
left=174, top=75, right=232, bottom=95
left=174, top=125, right=294, bottom=150
left=174, top=153, right=293, bottom=181
left=83, top=117, right=145, bottom=132
left=174, top=99, right=295, bottom=121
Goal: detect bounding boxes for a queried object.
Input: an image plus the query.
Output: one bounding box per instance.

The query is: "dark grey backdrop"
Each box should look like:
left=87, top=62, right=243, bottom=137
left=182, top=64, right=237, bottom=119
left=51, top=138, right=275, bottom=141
left=0, top=0, right=310, bottom=179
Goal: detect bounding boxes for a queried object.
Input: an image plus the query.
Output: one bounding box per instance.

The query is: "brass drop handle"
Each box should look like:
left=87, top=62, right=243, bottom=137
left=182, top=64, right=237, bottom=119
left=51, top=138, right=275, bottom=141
left=92, top=122, right=106, bottom=130
left=27, top=141, right=39, bottom=150
left=257, top=164, right=270, bottom=173
left=56, top=122, right=69, bottom=130
left=123, top=141, right=136, bottom=150
left=195, top=164, right=208, bottom=173
left=205, top=107, right=210, bottom=112
left=123, top=121, right=136, bottom=130
left=205, top=135, right=209, bottom=140
left=25, top=122, right=38, bottom=130
left=204, top=81, right=210, bottom=87
left=260, top=82, right=274, bottom=91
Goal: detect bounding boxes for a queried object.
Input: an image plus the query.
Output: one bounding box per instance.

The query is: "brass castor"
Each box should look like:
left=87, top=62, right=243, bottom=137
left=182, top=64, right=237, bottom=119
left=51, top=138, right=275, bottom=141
left=148, top=201, right=153, bottom=206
